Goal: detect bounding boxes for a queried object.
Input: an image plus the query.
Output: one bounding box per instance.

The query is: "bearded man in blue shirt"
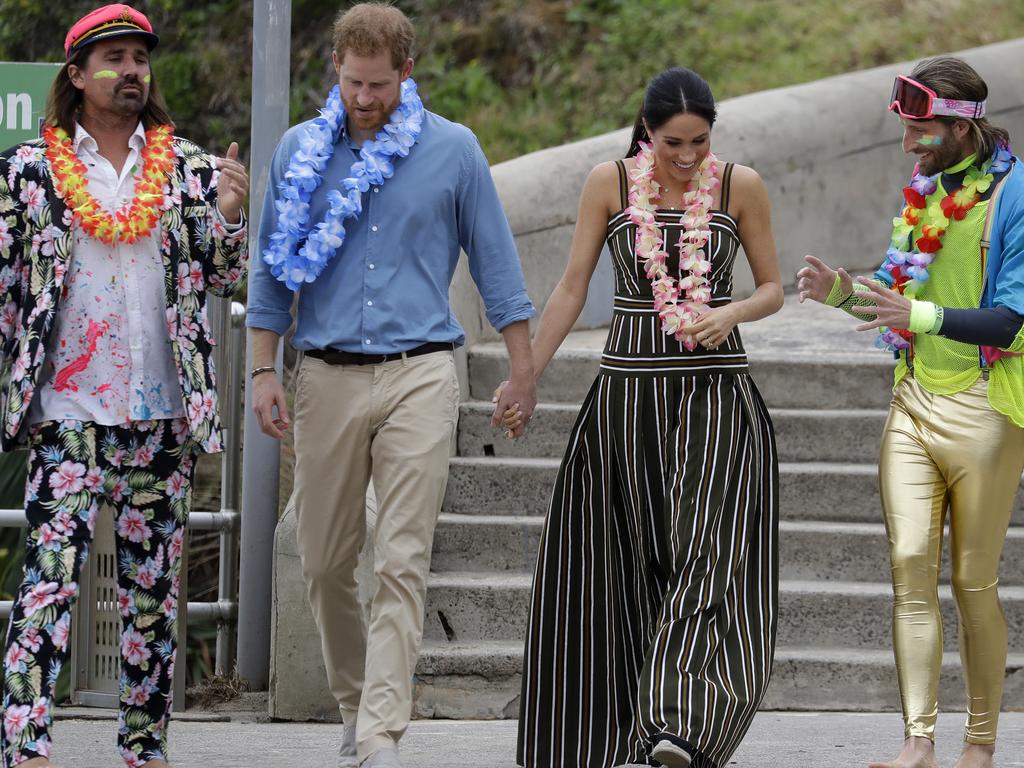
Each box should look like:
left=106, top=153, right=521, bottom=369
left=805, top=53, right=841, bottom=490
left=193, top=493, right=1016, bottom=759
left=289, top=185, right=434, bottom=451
left=246, top=3, right=536, bottom=767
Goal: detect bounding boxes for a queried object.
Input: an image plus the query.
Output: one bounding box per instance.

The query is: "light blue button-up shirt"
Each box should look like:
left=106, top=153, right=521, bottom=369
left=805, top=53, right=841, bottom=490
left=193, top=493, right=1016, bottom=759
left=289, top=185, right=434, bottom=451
left=246, top=110, right=534, bottom=352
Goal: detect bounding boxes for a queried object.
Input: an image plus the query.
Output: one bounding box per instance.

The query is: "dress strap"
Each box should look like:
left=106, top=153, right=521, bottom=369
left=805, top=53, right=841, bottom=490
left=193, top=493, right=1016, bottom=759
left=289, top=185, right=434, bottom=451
left=719, top=162, right=735, bottom=214
left=615, top=159, right=629, bottom=212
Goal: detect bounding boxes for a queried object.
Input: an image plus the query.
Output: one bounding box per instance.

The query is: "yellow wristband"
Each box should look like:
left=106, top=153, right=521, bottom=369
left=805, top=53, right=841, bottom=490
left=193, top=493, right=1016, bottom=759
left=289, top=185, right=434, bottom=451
left=908, top=300, right=938, bottom=334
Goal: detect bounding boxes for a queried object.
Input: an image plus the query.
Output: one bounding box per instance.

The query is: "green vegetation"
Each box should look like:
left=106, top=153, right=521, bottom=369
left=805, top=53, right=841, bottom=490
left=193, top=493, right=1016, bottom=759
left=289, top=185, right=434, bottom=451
left=1, top=1, right=1022, bottom=164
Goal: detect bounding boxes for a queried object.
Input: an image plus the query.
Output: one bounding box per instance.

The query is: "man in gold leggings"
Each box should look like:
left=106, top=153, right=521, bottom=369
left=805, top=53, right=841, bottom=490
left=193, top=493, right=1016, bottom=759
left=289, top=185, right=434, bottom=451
left=798, top=56, right=1024, bottom=768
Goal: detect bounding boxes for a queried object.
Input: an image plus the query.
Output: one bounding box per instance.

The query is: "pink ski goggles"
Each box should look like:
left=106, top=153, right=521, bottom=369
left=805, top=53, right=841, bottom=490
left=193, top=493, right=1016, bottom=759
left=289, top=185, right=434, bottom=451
left=889, top=75, right=986, bottom=120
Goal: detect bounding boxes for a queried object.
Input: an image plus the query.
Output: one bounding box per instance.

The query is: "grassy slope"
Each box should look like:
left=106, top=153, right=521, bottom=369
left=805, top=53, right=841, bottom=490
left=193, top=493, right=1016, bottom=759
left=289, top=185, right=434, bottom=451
left=406, top=0, right=1024, bottom=163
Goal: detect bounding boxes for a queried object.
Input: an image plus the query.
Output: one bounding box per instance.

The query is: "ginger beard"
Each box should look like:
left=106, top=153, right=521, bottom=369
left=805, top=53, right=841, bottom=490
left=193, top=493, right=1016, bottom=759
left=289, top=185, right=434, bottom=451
left=342, top=87, right=400, bottom=134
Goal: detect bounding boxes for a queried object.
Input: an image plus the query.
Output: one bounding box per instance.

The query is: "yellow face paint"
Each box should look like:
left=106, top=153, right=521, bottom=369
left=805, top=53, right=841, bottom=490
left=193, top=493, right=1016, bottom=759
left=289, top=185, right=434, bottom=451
left=143, top=75, right=151, bottom=84
left=93, top=70, right=118, bottom=80
left=919, top=134, right=942, bottom=146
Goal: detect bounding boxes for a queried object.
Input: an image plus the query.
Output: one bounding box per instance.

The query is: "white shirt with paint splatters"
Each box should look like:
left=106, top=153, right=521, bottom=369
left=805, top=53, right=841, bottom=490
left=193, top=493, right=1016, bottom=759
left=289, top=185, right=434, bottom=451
left=29, top=122, right=185, bottom=426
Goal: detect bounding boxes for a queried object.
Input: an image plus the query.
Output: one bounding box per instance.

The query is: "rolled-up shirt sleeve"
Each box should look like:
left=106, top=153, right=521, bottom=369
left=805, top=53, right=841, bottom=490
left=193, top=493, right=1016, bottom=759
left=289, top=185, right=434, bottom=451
left=456, top=136, right=535, bottom=332
left=246, top=133, right=298, bottom=336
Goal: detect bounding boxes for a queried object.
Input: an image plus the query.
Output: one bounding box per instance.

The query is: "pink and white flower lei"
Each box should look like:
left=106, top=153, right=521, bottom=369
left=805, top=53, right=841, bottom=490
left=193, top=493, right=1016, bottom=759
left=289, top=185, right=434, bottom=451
left=627, top=141, right=719, bottom=350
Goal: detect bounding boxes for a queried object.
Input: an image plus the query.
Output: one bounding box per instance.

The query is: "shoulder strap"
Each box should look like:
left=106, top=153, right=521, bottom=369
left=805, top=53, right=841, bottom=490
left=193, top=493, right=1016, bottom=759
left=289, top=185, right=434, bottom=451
left=615, top=159, right=629, bottom=212
left=980, top=170, right=1008, bottom=256
left=720, top=162, right=735, bottom=213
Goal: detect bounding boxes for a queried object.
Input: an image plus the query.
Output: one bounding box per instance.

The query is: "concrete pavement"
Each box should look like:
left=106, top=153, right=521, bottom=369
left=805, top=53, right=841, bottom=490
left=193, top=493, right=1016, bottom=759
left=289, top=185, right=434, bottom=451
left=44, top=710, right=1024, bottom=767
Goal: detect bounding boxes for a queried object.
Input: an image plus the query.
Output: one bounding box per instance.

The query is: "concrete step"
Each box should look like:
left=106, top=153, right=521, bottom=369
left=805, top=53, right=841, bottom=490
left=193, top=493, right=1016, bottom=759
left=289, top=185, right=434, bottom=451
left=431, top=514, right=543, bottom=573
left=780, top=521, right=1024, bottom=585
left=458, top=402, right=890, bottom=463
left=412, top=642, right=1024, bottom=718
left=765, top=648, right=1024, bottom=711
left=777, top=581, right=1024, bottom=653
left=468, top=347, right=895, bottom=409
left=443, top=456, right=1024, bottom=524
left=422, top=574, right=1024, bottom=652
left=430, top=516, right=1024, bottom=586
left=413, top=641, right=522, bottom=719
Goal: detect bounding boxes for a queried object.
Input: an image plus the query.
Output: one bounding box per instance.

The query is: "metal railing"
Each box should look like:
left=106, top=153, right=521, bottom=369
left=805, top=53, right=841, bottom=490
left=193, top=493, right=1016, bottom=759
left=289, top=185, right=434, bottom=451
left=0, top=298, right=248, bottom=701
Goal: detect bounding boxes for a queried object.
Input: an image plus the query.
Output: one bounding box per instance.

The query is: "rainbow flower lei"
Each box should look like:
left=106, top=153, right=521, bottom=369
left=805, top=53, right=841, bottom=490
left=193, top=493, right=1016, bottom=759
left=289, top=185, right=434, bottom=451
left=43, top=123, right=174, bottom=245
left=627, top=142, right=719, bottom=350
left=263, top=80, right=425, bottom=290
left=874, top=141, right=1013, bottom=351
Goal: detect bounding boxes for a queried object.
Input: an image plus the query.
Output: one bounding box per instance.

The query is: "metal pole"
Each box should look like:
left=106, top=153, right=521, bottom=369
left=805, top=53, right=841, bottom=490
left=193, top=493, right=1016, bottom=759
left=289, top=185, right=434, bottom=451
left=237, top=0, right=291, bottom=688
left=214, top=305, right=246, bottom=675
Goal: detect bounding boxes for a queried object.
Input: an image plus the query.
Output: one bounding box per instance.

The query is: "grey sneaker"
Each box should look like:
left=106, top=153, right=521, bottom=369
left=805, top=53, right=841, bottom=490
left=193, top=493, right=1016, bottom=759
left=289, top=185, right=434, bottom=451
left=338, top=723, right=357, bottom=768
left=650, top=739, right=691, bottom=768
left=361, top=747, right=404, bottom=767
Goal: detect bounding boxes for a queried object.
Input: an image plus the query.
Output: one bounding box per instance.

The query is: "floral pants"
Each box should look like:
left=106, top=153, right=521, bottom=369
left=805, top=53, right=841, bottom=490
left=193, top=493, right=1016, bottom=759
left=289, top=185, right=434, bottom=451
left=1, top=418, right=196, bottom=767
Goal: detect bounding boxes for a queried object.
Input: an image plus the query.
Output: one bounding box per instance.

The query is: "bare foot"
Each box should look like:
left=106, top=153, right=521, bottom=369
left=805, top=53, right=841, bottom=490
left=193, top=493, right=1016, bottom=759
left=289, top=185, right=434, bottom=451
left=954, top=743, right=995, bottom=768
left=14, top=759, right=56, bottom=767
left=140, top=761, right=169, bottom=768
left=868, top=736, right=939, bottom=768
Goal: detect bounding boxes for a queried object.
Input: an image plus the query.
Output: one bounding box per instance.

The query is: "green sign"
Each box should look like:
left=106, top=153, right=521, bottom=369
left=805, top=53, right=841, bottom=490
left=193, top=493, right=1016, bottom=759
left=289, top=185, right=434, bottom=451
left=0, top=62, right=62, bottom=151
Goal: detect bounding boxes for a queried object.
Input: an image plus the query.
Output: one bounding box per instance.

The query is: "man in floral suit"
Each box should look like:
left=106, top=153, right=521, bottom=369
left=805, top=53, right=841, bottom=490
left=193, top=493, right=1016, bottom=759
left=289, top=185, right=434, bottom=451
left=0, top=5, right=248, bottom=767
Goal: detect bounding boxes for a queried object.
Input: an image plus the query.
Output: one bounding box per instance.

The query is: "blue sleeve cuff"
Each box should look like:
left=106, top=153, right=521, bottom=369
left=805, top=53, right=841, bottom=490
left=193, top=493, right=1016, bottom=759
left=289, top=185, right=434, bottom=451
left=487, top=292, right=536, bottom=332
left=245, top=308, right=293, bottom=336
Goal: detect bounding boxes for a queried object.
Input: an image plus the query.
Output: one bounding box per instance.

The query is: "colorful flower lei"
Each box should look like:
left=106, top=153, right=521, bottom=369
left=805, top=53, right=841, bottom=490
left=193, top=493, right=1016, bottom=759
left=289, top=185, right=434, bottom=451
left=874, top=141, right=1013, bottom=351
left=43, top=123, right=174, bottom=245
left=627, top=141, right=719, bottom=350
left=262, top=80, right=425, bottom=290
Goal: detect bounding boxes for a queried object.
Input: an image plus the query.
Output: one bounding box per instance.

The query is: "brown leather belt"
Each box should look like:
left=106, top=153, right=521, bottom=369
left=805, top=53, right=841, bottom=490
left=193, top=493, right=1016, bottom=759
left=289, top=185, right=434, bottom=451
left=305, top=341, right=455, bottom=366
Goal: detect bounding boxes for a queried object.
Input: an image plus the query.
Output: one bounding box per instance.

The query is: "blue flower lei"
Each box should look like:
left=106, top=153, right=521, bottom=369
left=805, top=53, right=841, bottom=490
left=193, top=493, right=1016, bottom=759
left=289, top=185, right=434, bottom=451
left=263, top=79, right=425, bottom=289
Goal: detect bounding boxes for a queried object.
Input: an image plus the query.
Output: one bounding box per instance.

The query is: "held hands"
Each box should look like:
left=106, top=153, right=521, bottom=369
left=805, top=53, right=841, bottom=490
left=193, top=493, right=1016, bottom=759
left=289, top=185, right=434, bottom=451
left=685, top=304, right=740, bottom=350
left=216, top=142, right=248, bottom=224
left=797, top=255, right=852, bottom=304
left=252, top=371, right=290, bottom=440
left=492, top=377, right=536, bottom=440
left=848, top=277, right=911, bottom=331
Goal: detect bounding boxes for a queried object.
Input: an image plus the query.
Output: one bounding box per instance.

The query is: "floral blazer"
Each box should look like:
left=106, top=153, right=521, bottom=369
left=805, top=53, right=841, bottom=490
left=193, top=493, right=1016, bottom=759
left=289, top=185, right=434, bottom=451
left=0, top=134, right=248, bottom=454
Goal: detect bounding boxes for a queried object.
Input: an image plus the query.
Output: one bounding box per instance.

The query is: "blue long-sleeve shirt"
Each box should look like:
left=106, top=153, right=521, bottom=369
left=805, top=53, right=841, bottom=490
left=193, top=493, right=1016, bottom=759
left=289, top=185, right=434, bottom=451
left=246, top=109, right=534, bottom=352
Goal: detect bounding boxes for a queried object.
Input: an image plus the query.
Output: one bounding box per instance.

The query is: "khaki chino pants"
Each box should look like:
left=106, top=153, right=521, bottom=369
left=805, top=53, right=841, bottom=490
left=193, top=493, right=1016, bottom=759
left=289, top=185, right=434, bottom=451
left=292, top=350, right=459, bottom=760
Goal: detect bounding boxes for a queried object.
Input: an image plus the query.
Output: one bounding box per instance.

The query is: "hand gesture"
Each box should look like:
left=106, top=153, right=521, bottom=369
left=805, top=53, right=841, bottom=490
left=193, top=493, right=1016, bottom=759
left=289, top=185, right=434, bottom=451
left=849, top=277, right=911, bottom=332
left=252, top=371, right=290, bottom=440
left=216, top=142, right=248, bottom=224
left=797, top=255, right=852, bottom=304
left=686, top=304, right=740, bottom=350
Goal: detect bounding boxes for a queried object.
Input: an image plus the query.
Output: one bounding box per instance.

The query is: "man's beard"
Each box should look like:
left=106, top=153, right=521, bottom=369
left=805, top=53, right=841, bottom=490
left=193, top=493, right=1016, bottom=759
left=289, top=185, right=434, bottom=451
left=915, top=136, right=969, bottom=177
left=343, top=94, right=400, bottom=133
left=110, top=78, right=147, bottom=116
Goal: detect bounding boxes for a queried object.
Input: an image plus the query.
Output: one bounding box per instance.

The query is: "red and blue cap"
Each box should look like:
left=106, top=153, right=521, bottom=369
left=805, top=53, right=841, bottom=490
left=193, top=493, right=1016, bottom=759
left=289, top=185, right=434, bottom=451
left=64, top=4, right=159, bottom=60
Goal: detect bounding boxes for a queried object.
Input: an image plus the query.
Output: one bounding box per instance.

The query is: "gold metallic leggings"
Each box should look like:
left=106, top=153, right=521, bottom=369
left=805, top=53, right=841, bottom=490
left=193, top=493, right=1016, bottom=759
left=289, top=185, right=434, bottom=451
left=879, top=377, right=1024, bottom=744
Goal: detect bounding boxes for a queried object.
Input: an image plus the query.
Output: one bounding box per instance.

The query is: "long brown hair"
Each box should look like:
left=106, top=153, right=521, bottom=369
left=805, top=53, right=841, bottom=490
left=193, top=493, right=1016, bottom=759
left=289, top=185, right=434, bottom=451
left=44, top=45, right=175, bottom=136
left=910, top=56, right=1010, bottom=161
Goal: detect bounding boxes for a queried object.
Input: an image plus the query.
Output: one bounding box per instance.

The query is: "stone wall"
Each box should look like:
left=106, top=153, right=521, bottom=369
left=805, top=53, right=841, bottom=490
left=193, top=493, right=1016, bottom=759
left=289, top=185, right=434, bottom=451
left=451, top=39, right=1024, bottom=344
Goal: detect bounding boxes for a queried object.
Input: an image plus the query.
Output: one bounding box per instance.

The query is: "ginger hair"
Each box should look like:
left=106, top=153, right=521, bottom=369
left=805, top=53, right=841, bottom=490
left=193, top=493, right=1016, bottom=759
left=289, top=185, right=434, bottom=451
left=332, top=2, right=414, bottom=69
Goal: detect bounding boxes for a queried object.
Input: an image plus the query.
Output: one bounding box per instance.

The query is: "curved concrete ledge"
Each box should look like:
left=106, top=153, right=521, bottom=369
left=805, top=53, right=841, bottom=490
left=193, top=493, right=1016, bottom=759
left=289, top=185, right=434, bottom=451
left=451, top=38, right=1024, bottom=343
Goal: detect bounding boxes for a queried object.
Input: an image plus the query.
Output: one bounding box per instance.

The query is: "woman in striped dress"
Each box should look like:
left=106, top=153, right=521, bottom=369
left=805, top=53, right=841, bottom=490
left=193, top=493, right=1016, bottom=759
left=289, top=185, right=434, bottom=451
left=509, top=68, right=783, bottom=768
